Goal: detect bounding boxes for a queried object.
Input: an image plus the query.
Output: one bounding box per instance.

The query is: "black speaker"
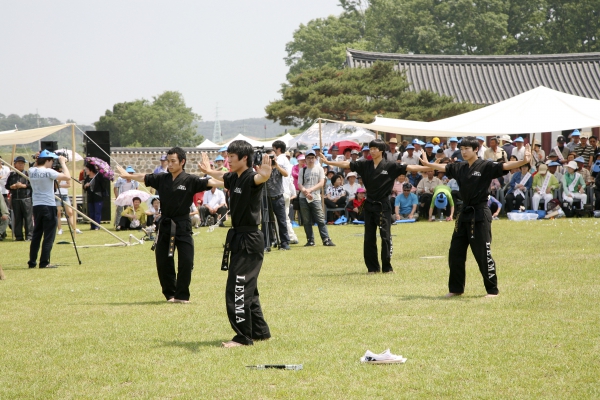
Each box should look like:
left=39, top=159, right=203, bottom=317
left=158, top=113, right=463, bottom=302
left=84, top=131, right=112, bottom=223
left=40, top=141, right=58, bottom=152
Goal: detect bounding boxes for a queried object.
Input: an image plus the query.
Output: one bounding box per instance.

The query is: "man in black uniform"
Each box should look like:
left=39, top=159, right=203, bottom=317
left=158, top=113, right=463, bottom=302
left=199, top=141, right=272, bottom=348
left=420, top=137, right=531, bottom=297
left=117, top=147, right=220, bottom=303
left=322, top=139, right=430, bottom=274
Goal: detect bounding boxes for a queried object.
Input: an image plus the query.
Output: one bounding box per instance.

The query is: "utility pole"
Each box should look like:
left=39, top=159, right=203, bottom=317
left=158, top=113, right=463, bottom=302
left=212, top=103, right=222, bottom=143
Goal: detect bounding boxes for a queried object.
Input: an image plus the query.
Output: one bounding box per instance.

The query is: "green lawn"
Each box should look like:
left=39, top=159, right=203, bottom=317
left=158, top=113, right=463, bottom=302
left=1, top=219, right=599, bottom=399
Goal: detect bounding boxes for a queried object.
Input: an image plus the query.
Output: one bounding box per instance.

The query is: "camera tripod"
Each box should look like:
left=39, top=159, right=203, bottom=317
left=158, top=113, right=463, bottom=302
left=260, top=185, right=281, bottom=252
left=55, top=182, right=82, bottom=265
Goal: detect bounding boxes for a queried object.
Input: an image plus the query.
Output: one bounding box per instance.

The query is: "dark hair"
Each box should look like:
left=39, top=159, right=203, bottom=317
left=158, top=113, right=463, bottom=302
left=521, top=163, right=530, bottom=170
left=85, top=163, right=98, bottom=173
left=132, top=197, right=141, bottom=203
left=227, top=140, right=254, bottom=168
left=167, top=147, right=187, bottom=169
left=36, top=157, right=52, bottom=166
left=151, top=198, right=159, bottom=206
left=459, top=136, right=479, bottom=151
left=331, top=174, right=343, bottom=185
left=590, top=136, right=597, bottom=141
left=440, top=157, right=451, bottom=163
left=510, top=155, right=518, bottom=161
left=272, top=140, right=286, bottom=153
left=368, top=139, right=386, bottom=152
left=343, top=148, right=351, bottom=154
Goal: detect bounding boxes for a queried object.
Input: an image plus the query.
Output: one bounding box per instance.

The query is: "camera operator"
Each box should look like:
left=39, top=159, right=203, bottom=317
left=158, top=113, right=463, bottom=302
left=264, top=148, right=291, bottom=250
left=27, top=150, right=71, bottom=268
left=272, top=140, right=299, bottom=244
left=5, top=155, right=33, bottom=241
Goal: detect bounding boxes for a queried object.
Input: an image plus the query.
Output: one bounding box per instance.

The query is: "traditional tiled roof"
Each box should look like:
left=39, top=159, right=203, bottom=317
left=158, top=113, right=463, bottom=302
left=346, top=49, right=600, bottom=104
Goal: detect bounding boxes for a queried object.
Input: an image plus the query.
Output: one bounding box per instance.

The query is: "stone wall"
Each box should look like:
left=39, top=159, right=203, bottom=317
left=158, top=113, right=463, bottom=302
left=110, top=147, right=220, bottom=174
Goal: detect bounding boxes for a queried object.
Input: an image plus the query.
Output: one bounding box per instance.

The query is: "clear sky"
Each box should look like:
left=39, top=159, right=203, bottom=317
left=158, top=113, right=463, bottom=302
left=1, top=0, right=342, bottom=125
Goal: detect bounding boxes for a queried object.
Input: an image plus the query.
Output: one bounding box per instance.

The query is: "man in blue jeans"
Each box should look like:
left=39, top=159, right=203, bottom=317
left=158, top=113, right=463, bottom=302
left=297, top=150, right=335, bottom=247
left=28, top=150, right=71, bottom=268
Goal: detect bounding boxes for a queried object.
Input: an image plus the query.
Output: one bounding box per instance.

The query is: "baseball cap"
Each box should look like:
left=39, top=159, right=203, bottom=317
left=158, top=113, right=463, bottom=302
left=434, top=193, right=448, bottom=209
left=425, top=143, right=434, bottom=148
left=39, top=149, right=58, bottom=159
left=297, top=154, right=305, bottom=161
left=125, top=166, right=135, bottom=173
left=215, top=155, right=224, bottom=161
left=362, top=146, right=369, bottom=151
left=449, top=137, right=458, bottom=142
left=571, top=129, right=580, bottom=136
left=14, top=156, right=27, bottom=163
left=351, top=149, right=360, bottom=155
left=548, top=161, right=561, bottom=167
left=356, top=187, right=366, bottom=193
left=513, top=137, right=524, bottom=143
left=346, top=172, right=357, bottom=177
left=389, top=138, right=398, bottom=144
left=557, top=136, right=565, bottom=142
left=537, top=163, right=548, bottom=174
left=312, top=145, right=320, bottom=150
left=432, top=137, right=440, bottom=144
left=500, top=135, right=512, bottom=143
left=219, top=146, right=228, bottom=152
left=567, top=161, right=578, bottom=170
left=575, top=156, right=585, bottom=163
left=406, top=145, right=415, bottom=150
left=476, top=136, right=485, bottom=141
left=306, top=150, right=316, bottom=157
left=160, top=154, right=167, bottom=161
left=329, top=145, right=339, bottom=151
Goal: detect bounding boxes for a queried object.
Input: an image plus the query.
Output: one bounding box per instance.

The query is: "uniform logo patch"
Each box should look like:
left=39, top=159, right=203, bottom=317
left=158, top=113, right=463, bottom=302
left=472, top=171, right=481, bottom=176
left=234, top=187, right=242, bottom=194
left=176, top=185, right=186, bottom=190
left=380, top=170, right=388, bottom=175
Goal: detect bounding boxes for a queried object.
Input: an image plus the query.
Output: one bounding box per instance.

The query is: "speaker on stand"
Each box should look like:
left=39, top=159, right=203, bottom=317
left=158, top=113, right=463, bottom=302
left=84, top=131, right=112, bottom=224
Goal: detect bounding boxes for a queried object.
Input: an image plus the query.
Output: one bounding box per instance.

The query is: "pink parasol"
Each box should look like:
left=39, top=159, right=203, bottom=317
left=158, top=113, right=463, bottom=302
left=85, top=157, right=114, bottom=181
left=333, top=140, right=361, bottom=154
left=115, top=190, right=152, bottom=206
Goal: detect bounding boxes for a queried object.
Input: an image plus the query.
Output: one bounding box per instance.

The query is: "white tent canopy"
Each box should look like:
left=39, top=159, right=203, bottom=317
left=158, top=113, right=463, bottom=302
left=0, top=124, right=72, bottom=146
left=326, top=86, right=600, bottom=137
left=221, top=134, right=269, bottom=148
left=287, top=122, right=376, bottom=148
left=261, top=133, right=295, bottom=147
left=196, top=138, right=219, bottom=149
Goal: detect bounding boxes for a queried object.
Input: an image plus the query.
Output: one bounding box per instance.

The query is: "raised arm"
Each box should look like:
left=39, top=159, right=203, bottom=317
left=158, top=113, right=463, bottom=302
left=116, top=165, right=146, bottom=183
left=254, top=153, right=273, bottom=185
left=55, top=156, right=71, bottom=182
left=320, top=153, right=350, bottom=169
left=502, top=144, right=532, bottom=171
left=198, top=152, right=226, bottom=181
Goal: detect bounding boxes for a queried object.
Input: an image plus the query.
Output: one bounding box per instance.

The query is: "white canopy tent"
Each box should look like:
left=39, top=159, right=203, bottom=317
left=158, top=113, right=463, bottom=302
left=0, top=124, right=72, bottom=146
left=325, top=86, right=600, bottom=137
left=260, top=133, right=295, bottom=147
left=287, top=122, right=376, bottom=148
left=221, top=134, right=269, bottom=148
left=196, top=138, right=219, bottom=149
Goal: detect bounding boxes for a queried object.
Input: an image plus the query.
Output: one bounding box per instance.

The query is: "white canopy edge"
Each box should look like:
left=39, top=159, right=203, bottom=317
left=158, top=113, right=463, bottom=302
left=324, top=86, right=600, bottom=138
left=0, top=124, right=73, bottom=146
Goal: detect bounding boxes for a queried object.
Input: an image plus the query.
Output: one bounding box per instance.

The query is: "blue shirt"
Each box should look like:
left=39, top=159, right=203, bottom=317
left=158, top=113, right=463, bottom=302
left=29, top=167, right=59, bottom=206
left=395, top=193, right=418, bottom=214
left=507, top=171, right=532, bottom=195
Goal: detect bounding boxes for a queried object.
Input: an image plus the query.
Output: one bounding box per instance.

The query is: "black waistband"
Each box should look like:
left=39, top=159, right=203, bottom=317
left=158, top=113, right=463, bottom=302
left=160, top=215, right=190, bottom=224
left=462, top=201, right=488, bottom=211
left=231, top=226, right=259, bottom=233
left=268, top=194, right=283, bottom=200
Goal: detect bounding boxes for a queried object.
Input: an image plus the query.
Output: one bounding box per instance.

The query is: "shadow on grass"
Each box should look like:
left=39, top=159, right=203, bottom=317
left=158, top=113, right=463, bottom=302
left=395, top=294, right=482, bottom=301
left=312, top=272, right=372, bottom=278
left=78, top=301, right=170, bottom=306
left=159, top=339, right=224, bottom=352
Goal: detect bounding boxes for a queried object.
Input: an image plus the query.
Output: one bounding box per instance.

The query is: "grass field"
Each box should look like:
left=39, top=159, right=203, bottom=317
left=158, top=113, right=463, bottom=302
left=1, top=218, right=599, bottom=399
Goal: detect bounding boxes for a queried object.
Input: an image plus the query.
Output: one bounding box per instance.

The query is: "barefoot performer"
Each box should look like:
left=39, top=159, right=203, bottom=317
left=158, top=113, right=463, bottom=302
left=420, top=137, right=531, bottom=297
left=321, top=139, right=431, bottom=274
left=199, top=141, right=272, bottom=348
left=117, top=147, right=221, bottom=303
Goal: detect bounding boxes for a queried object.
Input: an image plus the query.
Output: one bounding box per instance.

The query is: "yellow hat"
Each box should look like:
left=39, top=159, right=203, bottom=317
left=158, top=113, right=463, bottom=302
left=432, top=137, right=440, bottom=144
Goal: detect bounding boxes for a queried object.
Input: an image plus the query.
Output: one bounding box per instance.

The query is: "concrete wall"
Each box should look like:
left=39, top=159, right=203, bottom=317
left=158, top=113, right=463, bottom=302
left=110, top=147, right=220, bottom=174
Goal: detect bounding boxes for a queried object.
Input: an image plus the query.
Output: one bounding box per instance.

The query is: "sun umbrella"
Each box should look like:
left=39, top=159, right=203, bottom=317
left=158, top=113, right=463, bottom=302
left=85, top=157, right=114, bottom=181
left=58, top=149, right=83, bottom=162
left=115, top=190, right=153, bottom=206
left=333, top=140, right=361, bottom=154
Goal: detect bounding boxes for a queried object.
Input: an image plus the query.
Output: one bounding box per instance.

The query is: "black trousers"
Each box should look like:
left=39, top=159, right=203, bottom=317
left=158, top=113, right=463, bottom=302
left=28, top=205, right=58, bottom=268
left=419, top=193, right=433, bottom=220
left=504, top=192, right=525, bottom=212
left=154, top=227, right=194, bottom=301
left=325, top=196, right=347, bottom=221
left=13, top=197, right=33, bottom=240
left=226, top=231, right=270, bottom=345
left=363, top=201, right=393, bottom=273
left=448, top=213, right=499, bottom=295
left=267, top=195, right=290, bottom=245
left=118, top=217, right=142, bottom=230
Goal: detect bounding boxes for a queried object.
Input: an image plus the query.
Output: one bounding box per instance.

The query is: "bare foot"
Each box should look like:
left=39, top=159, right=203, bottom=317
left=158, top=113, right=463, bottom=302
left=444, top=292, right=462, bottom=298
left=221, top=341, right=245, bottom=348
left=167, top=298, right=175, bottom=303
left=173, top=299, right=190, bottom=303
left=484, top=294, right=498, bottom=298
left=383, top=271, right=395, bottom=274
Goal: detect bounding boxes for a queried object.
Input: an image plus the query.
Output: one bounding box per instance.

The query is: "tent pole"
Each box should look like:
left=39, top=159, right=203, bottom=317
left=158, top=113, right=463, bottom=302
left=319, top=119, right=325, bottom=213
left=71, top=124, right=77, bottom=232
left=10, top=145, right=16, bottom=165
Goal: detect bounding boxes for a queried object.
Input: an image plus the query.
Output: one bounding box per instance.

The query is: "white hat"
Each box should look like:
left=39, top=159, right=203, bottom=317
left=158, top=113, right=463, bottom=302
left=567, top=161, right=578, bottom=170
left=500, top=135, right=512, bottom=143
left=346, top=172, right=357, bottom=178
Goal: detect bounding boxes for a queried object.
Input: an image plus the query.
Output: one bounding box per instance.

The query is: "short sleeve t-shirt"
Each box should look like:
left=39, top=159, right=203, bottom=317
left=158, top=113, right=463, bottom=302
left=298, top=165, right=325, bottom=201
left=224, top=168, right=263, bottom=228
left=29, top=167, right=60, bottom=206
left=394, top=193, right=418, bottom=214
left=144, top=171, right=210, bottom=219
left=350, top=159, right=407, bottom=202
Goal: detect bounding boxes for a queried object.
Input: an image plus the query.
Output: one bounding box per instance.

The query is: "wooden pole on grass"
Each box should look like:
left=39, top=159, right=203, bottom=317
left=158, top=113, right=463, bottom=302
left=0, top=265, right=5, bottom=280
left=319, top=119, right=326, bottom=213
left=10, top=145, right=16, bottom=165
left=71, top=124, right=77, bottom=232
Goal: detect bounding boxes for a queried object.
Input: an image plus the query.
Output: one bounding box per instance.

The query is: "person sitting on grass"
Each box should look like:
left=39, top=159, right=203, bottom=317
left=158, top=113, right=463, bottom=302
left=325, top=174, right=347, bottom=222
left=145, top=198, right=161, bottom=227
left=190, top=203, right=200, bottom=228
left=347, top=187, right=366, bottom=222
left=395, top=182, right=419, bottom=220
left=117, top=197, right=146, bottom=231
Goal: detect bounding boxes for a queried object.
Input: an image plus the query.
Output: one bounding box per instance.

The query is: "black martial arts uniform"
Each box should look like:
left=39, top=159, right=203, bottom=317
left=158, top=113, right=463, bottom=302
left=350, top=160, right=407, bottom=273
left=445, top=159, right=507, bottom=295
left=145, top=171, right=209, bottom=301
left=222, top=168, right=270, bottom=345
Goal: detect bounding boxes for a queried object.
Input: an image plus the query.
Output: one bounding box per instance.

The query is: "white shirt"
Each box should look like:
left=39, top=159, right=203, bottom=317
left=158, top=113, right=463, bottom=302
left=204, top=189, right=225, bottom=208
left=444, top=146, right=458, bottom=158
left=343, top=182, right=360, bottom=200
left=402, top=150, right=422, bottom=159
left=0, top=165, right=9, bottom=195
left=277, top=153, right=293, bottom=196
left=401, top=154, right=420, bottom=165
left=511, top=146, right=525, bottom=161
left=114, top=177, right=139, bottom=195
left=477, top=145, right=487, bottom=159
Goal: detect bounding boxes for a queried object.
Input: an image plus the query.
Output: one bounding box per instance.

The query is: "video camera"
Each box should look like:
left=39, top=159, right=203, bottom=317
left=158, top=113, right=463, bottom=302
left=52, top=150, right=69, bottom=171
left=253, top=146, right=265, bottom=167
